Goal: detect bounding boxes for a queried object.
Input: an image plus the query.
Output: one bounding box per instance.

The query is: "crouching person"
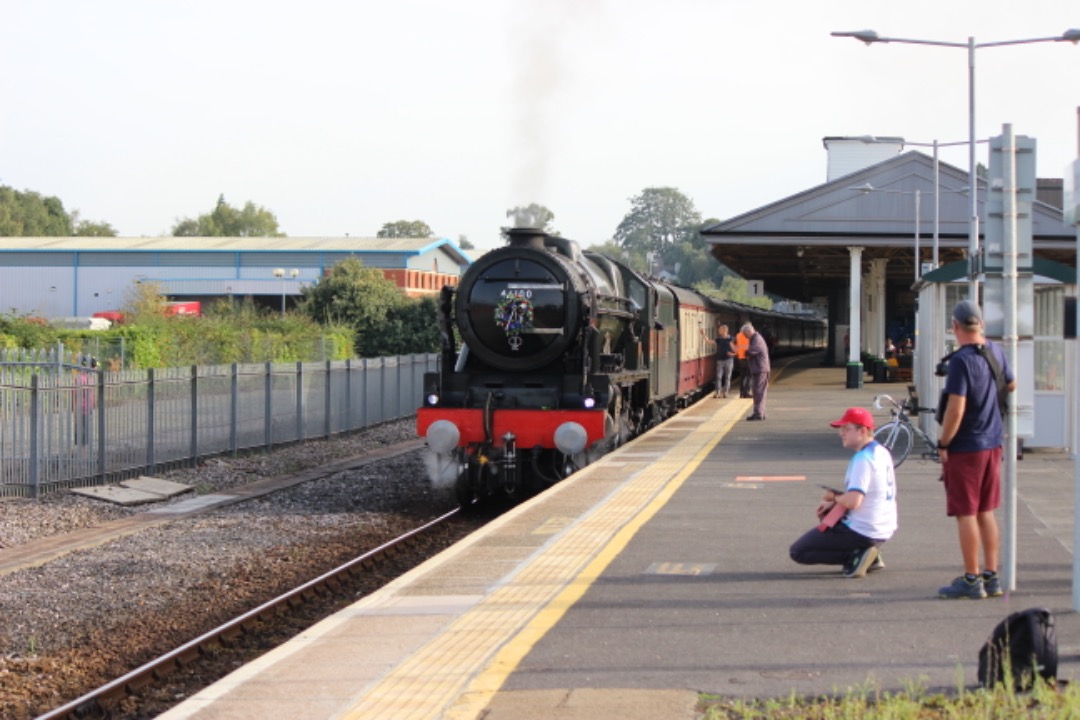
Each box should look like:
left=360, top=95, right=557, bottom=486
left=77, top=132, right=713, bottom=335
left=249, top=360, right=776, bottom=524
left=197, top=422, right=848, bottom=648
left=790, top=407, right=898, bottom=578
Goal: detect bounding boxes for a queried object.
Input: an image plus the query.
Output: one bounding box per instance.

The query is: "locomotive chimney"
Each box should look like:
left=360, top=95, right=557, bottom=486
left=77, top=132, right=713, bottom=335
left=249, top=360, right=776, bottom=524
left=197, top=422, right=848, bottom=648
left=506, top=227, right=547, bottom=250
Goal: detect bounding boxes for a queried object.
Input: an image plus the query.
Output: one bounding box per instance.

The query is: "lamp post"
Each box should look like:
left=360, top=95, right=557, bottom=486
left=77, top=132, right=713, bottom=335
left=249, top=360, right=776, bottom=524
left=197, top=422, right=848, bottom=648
left=832, top=28, right=1080, bottom=302
left=896, top=138, right=982, bottom=269
left=273, top=268, right=299, bottom=316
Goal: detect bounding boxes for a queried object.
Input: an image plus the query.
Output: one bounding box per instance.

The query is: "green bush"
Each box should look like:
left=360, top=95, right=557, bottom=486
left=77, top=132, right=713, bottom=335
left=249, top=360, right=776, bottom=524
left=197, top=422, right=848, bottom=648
left=0, top=314, right=62, bottom=349
left=3, top=269, right=443, bottom=367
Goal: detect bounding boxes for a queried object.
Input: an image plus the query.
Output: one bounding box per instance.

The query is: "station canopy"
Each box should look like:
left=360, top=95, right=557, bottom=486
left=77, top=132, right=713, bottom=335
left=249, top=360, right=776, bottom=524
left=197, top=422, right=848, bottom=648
left=702, top=151, right=1076, bottom=303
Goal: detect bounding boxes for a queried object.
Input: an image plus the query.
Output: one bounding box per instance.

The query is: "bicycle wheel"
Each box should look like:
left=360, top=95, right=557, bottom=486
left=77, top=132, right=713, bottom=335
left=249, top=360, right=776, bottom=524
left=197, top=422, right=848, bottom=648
left=874, top=421, right=914, bottom=468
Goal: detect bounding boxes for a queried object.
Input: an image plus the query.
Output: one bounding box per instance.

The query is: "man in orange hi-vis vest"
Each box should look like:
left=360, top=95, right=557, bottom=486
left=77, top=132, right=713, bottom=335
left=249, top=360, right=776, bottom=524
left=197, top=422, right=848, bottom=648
left=734, top=329, right=751, bottom=398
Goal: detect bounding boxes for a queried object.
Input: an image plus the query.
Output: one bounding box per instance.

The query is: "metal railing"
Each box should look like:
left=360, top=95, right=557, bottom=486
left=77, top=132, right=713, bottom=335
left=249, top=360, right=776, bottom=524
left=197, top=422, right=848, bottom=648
left=0, top=351, right=437, bottom=499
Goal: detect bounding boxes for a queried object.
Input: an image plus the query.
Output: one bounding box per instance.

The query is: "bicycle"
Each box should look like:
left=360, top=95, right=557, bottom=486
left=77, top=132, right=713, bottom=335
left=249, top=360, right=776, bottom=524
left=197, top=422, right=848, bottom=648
left=872, top=394, right=940, bottom=468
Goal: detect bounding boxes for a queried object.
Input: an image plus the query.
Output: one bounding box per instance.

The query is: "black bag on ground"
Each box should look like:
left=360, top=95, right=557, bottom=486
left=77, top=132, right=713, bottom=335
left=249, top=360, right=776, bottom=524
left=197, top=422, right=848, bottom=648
left=977, top=607, right=1057, bottom=690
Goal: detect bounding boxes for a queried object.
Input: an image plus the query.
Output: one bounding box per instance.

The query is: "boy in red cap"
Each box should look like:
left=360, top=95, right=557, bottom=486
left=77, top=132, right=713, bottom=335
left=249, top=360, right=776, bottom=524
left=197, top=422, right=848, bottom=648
left=789, top=406, right=898, bottom=578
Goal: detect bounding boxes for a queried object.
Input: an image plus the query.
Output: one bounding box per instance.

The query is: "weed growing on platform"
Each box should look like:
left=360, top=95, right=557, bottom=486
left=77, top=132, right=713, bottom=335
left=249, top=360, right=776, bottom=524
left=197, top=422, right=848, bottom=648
left=698, top=676, right=1079, bottom=719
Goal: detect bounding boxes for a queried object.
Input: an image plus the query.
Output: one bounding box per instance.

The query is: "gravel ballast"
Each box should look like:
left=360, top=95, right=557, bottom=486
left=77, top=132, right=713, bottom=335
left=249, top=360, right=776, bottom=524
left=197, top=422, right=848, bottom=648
left=0, top=419, right=461, bottom=719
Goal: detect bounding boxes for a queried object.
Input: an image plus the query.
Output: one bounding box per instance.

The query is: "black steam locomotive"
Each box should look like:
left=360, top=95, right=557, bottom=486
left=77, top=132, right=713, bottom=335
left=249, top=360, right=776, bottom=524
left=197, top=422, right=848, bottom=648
left=417, top=228, right=825, bottom=505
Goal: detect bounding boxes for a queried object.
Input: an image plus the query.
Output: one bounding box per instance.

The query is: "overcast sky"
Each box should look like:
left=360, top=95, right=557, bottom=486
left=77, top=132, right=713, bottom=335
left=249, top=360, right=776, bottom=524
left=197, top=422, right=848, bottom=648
left=3, top=0, right=1078, bottom=251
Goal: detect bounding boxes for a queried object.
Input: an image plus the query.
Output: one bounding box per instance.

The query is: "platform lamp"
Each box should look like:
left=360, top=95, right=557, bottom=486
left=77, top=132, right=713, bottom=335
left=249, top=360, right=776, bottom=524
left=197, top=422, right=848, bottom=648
left=832, top=28, right=1080, bottom=302
left=273, top=268, right=299, bottom=316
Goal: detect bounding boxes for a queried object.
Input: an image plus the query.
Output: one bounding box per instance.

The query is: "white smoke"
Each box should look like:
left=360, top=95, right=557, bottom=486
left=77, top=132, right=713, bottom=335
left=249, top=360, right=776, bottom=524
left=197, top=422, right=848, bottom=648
left=423, top=449, right=461, bottom=489
left=508, top=1, right=604, bottom=205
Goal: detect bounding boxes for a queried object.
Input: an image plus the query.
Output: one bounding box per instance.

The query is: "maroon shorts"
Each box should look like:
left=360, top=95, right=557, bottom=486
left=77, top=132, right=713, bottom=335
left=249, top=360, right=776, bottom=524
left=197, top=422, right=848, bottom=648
left=942, top=446, right=1002, bottom=517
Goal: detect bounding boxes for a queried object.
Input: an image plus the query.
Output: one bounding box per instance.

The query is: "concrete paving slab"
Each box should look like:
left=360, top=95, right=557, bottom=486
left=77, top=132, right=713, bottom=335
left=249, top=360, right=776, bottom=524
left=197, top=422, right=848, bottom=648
left=122, top=475, right=194, bottom=498
left=70, top=484, right=169, bottom=506
left=71, top=476, right=194, bottom=506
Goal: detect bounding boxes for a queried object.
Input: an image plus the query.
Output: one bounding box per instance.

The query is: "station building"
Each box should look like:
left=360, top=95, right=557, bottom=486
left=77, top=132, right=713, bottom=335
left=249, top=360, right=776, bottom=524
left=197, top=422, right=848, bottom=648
left=704, top=135, right=1077, bottom=450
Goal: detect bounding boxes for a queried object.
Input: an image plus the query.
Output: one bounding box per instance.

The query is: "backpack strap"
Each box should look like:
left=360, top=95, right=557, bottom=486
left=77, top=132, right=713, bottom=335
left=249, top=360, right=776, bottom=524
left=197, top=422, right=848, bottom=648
left=975, top=343, right=1009, bottom=417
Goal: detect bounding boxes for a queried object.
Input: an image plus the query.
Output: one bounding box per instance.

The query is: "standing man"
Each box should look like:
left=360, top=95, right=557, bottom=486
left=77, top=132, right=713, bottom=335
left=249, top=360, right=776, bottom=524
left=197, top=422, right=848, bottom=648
left=713, top=324, right=736, bottom=398
left=789, top=406, right=897, bottom=578
left=937, top=300, right=1016, bottom=600
left=741, top=322, right=770, bottom=421
left=735, top=328, right=751, bottom=398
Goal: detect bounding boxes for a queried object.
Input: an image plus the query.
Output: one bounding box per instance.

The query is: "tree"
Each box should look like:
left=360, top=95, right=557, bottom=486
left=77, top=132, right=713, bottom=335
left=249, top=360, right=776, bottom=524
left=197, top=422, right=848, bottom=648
left=695, top=276, right=771, bottom=310
left=659, top=217, right=743, bottom=287
left=457, top=234, right=475, bottom=250
left=172, top=195, right=285, bottom=237
left=614, top=187, right=701, bottom=255
left=121, top=280, right=171, bottom=322
left=74, top=220, right=117, bottom=236
left=0, top=186, right=73, bottom=236
left=300, top=257, right=409, bottom=356
left=377, top=220, right=433, bottom=238
left=69, top=210, right=117, bottom=237
left=364, top=296, right=440, bottom=356
left=501, top=203, right=558, bottom=240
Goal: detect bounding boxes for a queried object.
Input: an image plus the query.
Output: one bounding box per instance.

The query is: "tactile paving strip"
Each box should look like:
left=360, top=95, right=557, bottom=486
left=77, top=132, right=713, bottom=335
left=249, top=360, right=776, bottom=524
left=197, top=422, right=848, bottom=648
left=340, top=399, right=746, bottom=720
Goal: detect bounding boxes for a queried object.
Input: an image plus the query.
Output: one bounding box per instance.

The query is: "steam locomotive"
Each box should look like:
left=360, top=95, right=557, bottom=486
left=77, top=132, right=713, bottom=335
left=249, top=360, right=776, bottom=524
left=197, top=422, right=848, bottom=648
left=417, top=228, right=826, bottom=505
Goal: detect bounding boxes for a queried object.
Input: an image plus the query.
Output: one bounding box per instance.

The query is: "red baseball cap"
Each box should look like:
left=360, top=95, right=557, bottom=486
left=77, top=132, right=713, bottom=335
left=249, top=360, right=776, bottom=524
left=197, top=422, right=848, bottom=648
left=829, top=407, right=874, bottom=429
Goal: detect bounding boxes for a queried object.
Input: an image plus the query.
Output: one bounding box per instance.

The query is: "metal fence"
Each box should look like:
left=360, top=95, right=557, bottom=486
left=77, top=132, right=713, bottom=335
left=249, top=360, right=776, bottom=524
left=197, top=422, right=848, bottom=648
left=0, top=348, right=438, bottom=499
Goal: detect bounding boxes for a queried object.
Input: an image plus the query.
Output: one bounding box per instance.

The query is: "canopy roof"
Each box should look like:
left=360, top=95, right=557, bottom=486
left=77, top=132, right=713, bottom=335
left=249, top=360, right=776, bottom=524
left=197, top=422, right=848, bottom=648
left=702, top=151, right=1075, bottom=301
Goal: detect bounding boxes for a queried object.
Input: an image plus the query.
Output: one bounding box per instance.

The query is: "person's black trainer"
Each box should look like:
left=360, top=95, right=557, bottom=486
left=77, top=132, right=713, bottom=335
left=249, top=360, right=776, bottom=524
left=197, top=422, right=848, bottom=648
left=842, top=546, right=878, bottom=578
left=983, top=572, right=1003, bottom=597
left=938, top=575, right=987, bottom=599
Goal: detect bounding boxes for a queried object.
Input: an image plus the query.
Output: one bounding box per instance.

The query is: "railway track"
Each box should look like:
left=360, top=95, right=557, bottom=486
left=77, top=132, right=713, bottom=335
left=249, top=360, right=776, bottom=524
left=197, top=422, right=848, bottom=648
left=34, top=507, right=464, bottom=720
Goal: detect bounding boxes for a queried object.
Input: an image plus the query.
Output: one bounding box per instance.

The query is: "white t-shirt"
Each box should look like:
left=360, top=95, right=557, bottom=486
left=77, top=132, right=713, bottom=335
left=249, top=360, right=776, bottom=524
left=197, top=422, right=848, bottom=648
left=841, top=440, right=898, bottom=541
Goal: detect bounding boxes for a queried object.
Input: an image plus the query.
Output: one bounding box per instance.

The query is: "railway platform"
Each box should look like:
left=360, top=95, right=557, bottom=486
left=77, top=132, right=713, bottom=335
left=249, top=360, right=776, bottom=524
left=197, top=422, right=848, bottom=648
left=161, top=352, right=1079, bottom=720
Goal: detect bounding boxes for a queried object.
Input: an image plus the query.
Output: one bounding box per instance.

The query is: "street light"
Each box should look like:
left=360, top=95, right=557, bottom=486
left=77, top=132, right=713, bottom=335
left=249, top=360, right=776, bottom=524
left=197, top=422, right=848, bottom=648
left=273, top=268, right=299, bottom=316
left=832, top=28, right=1080, bottom=301
left=896, top=138, right=981, bottom=269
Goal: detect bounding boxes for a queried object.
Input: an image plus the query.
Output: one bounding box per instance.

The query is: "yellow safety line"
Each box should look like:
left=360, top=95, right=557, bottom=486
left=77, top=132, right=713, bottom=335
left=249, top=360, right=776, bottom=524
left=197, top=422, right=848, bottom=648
left=448, top=401, right=743, bottom=719
left=340, top=400, right=743, bottom=720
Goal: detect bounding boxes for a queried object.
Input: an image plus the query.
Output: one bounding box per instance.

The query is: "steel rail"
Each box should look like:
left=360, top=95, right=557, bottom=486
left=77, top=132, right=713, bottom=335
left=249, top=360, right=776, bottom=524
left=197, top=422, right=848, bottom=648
left=34, top=506, right=461, bottom=720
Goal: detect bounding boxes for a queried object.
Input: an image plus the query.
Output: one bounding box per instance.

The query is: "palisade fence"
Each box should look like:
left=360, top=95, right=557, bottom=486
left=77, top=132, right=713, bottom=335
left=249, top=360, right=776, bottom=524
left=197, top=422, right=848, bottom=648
left=0, top=347, right=438, bottom=499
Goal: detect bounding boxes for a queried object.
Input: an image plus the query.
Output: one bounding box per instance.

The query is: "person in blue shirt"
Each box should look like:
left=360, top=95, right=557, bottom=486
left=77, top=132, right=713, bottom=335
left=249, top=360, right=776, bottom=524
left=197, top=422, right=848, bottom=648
left=789, top=406, right=898, bottom=578
left=712, top=324, right=736, bottom=398
left=936, top=300, right=1016, bottom=600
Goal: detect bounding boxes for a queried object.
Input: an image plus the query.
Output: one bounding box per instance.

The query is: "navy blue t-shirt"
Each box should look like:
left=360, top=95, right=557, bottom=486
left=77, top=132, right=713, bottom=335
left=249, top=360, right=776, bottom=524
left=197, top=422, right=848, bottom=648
left=715, top=335, right=735, bottom=360
left=942, top=341, right=1013, bottom=452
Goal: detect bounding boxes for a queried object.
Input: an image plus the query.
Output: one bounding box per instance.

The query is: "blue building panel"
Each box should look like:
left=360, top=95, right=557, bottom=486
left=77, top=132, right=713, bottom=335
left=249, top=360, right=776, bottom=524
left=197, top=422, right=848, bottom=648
left=0, top=236, right=472, bottom=318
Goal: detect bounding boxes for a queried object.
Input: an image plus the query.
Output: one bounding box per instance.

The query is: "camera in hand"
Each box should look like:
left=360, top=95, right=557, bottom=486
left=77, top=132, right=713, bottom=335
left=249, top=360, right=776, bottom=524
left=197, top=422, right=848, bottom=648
left=935, top=350, right=956, bottom=377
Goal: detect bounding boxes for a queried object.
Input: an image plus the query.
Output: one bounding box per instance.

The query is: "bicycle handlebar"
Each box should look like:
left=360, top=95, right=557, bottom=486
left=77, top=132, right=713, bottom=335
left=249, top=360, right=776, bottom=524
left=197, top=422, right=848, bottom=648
left=874, top=395, right=936, bottom=416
